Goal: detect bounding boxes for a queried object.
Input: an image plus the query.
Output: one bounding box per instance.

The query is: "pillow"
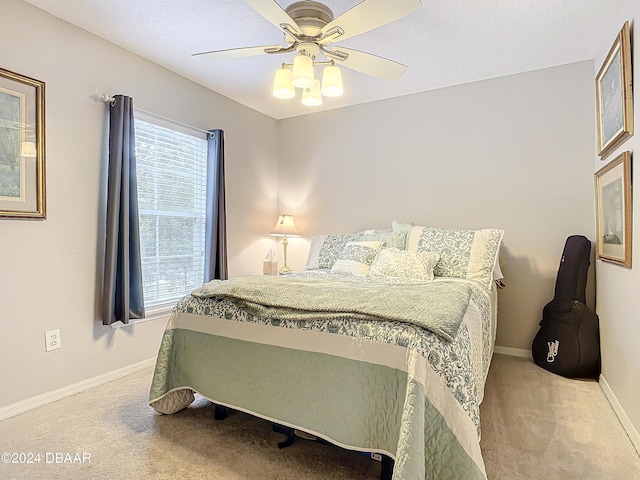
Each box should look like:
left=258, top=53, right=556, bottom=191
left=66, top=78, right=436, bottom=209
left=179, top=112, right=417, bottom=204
left=369, top=248, right=440, bottom=281
left=360, top=231, right=407, bottom=249
left=305, top=232, right=364, bottom=270
left=391, top=220, right=414, bottom=249
left=406, top=226, right=504, bottom=289
left=331, top=241, right=384, bottom=276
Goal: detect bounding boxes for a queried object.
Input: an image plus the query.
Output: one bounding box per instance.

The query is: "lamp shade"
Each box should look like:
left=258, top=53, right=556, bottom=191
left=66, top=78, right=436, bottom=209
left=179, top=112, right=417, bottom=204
left=269, top=214, right=300, bottom=237
left=301, top=79, right=322, bottom=107
left=321, top=65, right=343, bottom=97
left=273, top=67, right=295, bottom=99
left=292, top=54, right=314, bottom=88
left=20, top=141, right=37, bottom=158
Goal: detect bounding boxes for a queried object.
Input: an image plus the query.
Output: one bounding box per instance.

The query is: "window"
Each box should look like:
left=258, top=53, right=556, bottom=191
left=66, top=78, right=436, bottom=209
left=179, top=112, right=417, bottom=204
left=134, top=116, right=208, bottom=311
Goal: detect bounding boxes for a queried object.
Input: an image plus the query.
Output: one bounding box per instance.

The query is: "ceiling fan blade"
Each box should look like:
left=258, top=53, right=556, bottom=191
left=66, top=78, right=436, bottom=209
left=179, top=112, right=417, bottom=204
left=327, top=47, right=409, bottom=82
left=244, top=0, right=304, bottom=37
left=321, top=0, right=422, bottom=42
left=192, top=45, right=284, bottom=59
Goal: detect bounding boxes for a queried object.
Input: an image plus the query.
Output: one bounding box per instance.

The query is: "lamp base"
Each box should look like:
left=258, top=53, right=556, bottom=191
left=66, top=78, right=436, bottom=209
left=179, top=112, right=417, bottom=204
left=279, top=235, right=293, bottom=275
left=279, top=265, right=293, bottom=275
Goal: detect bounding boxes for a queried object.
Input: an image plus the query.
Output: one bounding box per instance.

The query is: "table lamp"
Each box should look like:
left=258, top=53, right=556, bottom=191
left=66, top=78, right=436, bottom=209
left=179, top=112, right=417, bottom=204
left=269, top=214, right=300, bottom=275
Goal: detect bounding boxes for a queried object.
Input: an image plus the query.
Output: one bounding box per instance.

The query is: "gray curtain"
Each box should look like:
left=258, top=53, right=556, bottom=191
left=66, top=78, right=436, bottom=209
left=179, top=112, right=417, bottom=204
left=204, top=129, right=228, bottom=282
left=102, top=95, right=145, bottom=325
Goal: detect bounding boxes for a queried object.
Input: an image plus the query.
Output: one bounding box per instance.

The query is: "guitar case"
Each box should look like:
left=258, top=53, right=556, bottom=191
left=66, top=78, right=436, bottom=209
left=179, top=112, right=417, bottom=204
left=532, top=235, right=601, bottom=378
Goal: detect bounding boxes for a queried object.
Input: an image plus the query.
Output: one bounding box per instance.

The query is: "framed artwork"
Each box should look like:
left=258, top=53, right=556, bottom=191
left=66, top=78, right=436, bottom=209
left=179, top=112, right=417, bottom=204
left=595, top=21, right=634, bottom=159
left=595, top=151, right=632, bottom=267
left=0, top=67, right=46, bottom=219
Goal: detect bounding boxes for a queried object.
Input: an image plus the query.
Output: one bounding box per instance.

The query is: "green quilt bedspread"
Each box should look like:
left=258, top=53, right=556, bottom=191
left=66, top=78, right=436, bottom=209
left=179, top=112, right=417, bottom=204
left=192, top=274, right=472, bottom=342
left=150, top=272, right=496, bottom=480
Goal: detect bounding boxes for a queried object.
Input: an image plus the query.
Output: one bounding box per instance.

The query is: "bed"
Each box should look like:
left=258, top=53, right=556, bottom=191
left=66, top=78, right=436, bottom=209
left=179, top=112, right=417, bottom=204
left=149, top=223, right=503, bottom=480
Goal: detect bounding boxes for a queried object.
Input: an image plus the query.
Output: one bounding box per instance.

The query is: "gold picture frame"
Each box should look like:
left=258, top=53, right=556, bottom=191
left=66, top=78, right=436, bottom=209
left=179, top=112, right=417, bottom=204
left=0, top=67, right=46, bottom=219
left=595, top=21, right=634, bottom=159
left=595, top=151, right=632, bottom=267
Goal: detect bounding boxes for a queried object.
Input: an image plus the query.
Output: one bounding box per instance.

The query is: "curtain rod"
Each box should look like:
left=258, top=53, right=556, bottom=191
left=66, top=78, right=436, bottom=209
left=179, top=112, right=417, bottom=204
left=134, top=107, right=213, bottom=137
left=97, top=91, right=213, bottom=137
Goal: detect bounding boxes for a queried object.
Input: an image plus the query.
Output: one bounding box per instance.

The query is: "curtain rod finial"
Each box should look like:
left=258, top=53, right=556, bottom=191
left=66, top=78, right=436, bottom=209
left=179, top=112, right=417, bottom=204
left=99, top=93, right=115, bottom=103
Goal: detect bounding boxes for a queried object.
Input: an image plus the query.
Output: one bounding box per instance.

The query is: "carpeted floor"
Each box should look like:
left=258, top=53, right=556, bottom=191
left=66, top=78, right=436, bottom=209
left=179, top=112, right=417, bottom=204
left=1, top=354, right=639, bottom=479
left=479, top=355, right=640, bottom=479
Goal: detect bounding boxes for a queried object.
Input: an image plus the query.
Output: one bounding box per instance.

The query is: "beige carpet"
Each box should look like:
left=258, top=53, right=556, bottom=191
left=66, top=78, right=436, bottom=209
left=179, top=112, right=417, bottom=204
left=480, top=355, right=640, bottom=479
left=0, top=354, right=638, bottom=479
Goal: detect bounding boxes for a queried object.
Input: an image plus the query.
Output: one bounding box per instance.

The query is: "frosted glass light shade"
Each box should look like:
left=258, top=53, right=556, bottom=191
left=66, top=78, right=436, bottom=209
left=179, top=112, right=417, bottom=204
left=292, top=55, right=314, bottom=88
left=273, top=68, right=295, bottom=99
left=321, top=65, right=343, bottom=97
left=301, top=80, right=322, bottom=106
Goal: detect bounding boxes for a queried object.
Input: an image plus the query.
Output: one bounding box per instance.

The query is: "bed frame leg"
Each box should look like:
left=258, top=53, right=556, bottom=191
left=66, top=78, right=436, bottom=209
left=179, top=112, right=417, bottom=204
left=273, top=424, right=296, bottom=449
left=213, top=404, right=228, bottom=420
left=277, top=433, right=296, bottom=449
left=380, top=455, right=394, bottom=480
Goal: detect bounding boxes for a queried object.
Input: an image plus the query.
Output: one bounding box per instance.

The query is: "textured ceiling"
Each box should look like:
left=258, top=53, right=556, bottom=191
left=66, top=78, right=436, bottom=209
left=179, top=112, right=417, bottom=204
left=23, top=0, right=620, bottom=119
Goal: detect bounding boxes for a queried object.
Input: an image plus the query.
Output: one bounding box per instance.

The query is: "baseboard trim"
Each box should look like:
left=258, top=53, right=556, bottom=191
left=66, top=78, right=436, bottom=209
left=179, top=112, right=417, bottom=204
left=493, top=346, right=532, bottom=359
left=0, top=357, right=156, bottom=421
left=599, top=374, right=640, bottom=456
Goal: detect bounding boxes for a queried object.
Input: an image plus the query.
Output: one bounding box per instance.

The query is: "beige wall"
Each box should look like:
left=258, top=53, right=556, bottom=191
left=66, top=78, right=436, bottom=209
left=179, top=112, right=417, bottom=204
left=593, top=3, right=640, bottom=447
left=0, top=0, right=279, bottom=408
left=278, top=61, right=596, bottom=353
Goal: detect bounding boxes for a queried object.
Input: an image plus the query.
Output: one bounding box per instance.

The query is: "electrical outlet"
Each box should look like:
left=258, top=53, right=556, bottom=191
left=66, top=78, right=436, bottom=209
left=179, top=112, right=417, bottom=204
left=45, top=329, right=61, bottom=352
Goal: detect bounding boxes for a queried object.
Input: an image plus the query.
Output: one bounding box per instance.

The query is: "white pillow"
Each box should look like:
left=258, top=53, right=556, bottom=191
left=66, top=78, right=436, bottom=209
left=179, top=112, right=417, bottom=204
left=331, top=241, right=384, bottom=276
left=369, top=248, right=440, bottom=282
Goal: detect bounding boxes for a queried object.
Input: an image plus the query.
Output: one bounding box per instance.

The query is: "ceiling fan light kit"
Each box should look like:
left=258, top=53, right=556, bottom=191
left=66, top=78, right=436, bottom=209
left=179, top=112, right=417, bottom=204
left=272, top=40, right=343, bottom=105
left=276, top=58, right=342, bottom=105
left=195, top=0, right=423, bottom=107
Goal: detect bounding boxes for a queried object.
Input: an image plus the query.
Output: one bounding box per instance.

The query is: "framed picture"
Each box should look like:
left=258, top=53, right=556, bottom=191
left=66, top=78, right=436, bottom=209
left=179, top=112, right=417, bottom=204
left=0, top=67, right=46, bottom=219
left=595, top=21, right=633, bottom=159
left=595, top=151, right=632, bottom=267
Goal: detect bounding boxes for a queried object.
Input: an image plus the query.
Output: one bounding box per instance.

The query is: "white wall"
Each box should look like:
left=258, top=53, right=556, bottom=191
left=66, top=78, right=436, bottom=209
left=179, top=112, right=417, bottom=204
left=0, top=0, right=279, bottom=408
left=593, top=3, right=640, bottom=445
left=278, top=61, right=596, bottom=353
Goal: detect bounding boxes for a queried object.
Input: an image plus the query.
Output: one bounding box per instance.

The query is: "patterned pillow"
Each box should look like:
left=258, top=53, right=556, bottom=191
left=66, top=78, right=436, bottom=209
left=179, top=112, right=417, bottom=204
left=406, top=226, right=504, bottom=289
left=331, top=241, right=384, bottom=276
left=305, top=232, right=364, bottom=270
left=369, top=248, right=440, bottom=281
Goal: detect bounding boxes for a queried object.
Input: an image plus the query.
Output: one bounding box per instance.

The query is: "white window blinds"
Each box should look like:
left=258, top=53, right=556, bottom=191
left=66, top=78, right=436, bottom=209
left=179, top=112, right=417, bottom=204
left=134, top=118, right=208, bottom=310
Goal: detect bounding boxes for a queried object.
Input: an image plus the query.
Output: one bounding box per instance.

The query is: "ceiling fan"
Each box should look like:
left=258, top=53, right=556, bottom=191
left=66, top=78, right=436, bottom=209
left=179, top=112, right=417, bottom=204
left=193, top=0, right=423, bottom=105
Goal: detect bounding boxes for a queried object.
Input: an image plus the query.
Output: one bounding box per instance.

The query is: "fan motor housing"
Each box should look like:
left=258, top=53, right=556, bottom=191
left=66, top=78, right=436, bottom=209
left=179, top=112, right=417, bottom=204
left=285, top=1, right=334, bottom=36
